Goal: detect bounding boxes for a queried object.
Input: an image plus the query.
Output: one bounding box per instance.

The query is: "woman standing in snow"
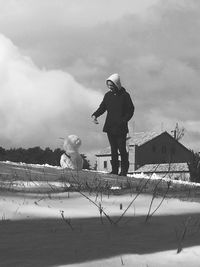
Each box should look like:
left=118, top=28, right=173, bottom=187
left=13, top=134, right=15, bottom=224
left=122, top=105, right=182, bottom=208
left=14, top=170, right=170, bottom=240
left=92, top=73, right=134, bottom=176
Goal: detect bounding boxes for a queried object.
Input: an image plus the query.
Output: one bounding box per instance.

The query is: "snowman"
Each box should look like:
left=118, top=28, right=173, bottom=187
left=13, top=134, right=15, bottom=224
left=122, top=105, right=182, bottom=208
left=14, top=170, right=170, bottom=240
left=60, top=135, right=83, bottom=171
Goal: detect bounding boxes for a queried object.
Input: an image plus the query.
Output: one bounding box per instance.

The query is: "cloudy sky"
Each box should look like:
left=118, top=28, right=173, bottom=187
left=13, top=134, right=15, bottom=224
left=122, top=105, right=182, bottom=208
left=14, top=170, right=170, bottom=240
left=0, top=0, right=200, bottom=162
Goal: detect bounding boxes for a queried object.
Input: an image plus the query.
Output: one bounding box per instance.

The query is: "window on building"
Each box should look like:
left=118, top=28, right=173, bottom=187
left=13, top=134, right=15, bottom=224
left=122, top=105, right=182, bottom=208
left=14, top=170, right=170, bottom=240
left=103, top=161, right=107, bottom=169
left=161, top=145, right=167, bottom=153
left=152, top=145, right=156, bottom=152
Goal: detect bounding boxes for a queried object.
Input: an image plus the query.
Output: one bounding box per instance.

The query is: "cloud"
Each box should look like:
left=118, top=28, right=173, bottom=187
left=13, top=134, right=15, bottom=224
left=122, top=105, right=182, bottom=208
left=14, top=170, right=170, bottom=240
left=0, top=0, right=200, bottom=153
left=0, top=34, right=103, bottom=152
left=0, top=0, right=159, bottom=27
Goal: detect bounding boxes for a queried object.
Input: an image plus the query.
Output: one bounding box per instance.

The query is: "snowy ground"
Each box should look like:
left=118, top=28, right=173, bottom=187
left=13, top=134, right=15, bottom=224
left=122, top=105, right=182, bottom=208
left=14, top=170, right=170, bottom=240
left=1, top=190, right=200, bottom=266
left=0, top=161, right=200, bottom=266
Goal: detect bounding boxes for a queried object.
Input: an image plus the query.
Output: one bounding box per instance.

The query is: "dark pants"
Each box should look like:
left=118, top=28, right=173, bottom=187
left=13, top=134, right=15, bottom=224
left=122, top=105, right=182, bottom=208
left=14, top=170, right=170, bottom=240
left=107, top=133, right=129, bottom=175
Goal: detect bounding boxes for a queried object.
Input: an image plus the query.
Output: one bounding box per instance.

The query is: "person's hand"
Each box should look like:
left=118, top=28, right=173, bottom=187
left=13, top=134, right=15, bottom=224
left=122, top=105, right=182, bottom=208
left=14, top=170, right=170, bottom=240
left=92, top=115, right=99, bottom=124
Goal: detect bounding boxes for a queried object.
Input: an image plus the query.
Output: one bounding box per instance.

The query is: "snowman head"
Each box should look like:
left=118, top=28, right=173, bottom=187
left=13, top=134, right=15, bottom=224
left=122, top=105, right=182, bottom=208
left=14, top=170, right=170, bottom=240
left=63, top=134, right=82, bottom=153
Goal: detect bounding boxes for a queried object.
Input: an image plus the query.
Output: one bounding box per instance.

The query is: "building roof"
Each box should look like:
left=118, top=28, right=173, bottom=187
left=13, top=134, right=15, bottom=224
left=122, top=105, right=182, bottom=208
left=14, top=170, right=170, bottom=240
left=129, top=131, right=160, bottom=146
left=96, top=131, right=161, bottom=156
left=96, top=146, right=112, bottom=156
left=134, top=162, right=189, bottom=173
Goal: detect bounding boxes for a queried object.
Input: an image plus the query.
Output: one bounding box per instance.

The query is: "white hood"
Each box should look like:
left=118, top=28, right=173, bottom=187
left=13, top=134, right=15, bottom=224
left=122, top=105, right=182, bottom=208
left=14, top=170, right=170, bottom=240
left=106, top=73, right=121, bottom=90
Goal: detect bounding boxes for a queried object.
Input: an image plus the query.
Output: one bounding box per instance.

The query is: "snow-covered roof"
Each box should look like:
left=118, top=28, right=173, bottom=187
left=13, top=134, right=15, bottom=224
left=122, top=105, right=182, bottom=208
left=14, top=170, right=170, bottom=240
left=96, top=146, right=112, bottom=156
left=129, top=131, right=160, bottom=146
left=134, top=162, right=189, bottom=173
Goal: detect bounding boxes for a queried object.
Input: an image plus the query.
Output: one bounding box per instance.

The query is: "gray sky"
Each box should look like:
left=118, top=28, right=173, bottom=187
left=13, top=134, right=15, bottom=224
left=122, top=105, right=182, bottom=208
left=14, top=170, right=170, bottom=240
left=0, top=0, right=200, bottom=161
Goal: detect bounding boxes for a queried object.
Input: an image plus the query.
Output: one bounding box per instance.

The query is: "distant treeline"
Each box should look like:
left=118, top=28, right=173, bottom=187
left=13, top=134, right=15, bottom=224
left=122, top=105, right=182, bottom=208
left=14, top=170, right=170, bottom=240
left=0, top=146, right=91, bottom=169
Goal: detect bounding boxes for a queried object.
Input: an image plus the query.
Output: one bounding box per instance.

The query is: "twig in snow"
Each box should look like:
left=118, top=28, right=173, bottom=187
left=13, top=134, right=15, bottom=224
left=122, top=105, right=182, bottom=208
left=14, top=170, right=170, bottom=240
left=175, top=216, right=191, bottom=254
left=60, top=210, right=74, bottom=231
left=68, top=172, right=115, bottom=225
left=145, top=180, right=171, bottom=223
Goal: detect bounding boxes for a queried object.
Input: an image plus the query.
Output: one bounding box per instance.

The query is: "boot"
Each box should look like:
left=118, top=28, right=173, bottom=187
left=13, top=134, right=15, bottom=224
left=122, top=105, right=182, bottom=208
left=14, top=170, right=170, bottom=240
left=119, top=161, right=129, bottom=176
left=110, top=160, right=119, bottom=175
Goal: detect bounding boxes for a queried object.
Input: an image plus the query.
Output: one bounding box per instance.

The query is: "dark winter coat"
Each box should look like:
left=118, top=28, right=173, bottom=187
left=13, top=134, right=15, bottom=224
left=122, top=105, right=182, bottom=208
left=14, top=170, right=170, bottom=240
left=92, top=87, right=134, bottom=135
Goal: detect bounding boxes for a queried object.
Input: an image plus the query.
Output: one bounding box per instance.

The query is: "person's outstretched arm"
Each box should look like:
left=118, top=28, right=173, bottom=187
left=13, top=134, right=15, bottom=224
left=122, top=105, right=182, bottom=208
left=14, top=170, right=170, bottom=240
left=92, top=96, right=107, bottom=118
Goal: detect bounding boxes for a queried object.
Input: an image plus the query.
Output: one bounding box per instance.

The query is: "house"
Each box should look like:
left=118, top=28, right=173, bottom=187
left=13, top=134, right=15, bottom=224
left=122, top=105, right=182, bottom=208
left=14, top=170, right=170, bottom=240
left=96, top=131, right=193, bottom=180
left=134, top=162, right=190, bottom=181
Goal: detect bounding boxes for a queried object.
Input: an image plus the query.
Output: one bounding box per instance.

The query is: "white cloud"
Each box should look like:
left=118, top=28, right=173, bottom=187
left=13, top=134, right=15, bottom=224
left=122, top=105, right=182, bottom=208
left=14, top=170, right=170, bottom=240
left=0, top=0, right=159, bottom=28
left=1, top=0, right=200, bottom=154
left=0, top=34, right=103, bottom=152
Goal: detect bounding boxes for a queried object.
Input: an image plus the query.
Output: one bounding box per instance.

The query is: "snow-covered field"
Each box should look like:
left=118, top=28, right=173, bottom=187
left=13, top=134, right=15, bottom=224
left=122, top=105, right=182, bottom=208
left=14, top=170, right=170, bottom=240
left=1, top=191, right=200, bottom=267
left=0, top=161, right=200, bottom=266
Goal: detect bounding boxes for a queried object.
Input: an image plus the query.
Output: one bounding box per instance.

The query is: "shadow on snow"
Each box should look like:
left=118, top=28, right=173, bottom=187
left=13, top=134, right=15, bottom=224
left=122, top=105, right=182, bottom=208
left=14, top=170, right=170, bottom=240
left=0, top=213, right=200, bottom=266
